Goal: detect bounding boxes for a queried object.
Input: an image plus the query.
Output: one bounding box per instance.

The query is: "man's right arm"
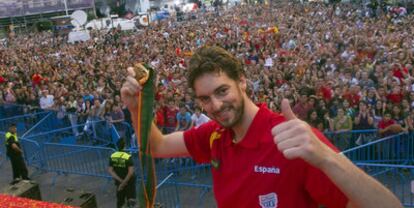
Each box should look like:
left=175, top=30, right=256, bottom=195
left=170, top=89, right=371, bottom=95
left=121, top=68, right=190, bottom=158
left=148, top=122, right=189, bottom=158
left=11, top=143, right=23, bottom=154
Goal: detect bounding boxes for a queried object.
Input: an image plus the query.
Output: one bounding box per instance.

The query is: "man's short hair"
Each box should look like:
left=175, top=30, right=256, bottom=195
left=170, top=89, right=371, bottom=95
left=188, top=46, right=245, bottom=89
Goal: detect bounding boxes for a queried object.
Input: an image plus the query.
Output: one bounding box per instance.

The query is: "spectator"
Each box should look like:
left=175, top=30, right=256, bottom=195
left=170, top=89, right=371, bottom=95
left=67, top=95, right=79, bottom=136
left=163, top=99, right=179, bottom=134
left=4, top=82, right=16, bottom=104
left=39, top=90, right=54, bottom=110
left=354, top=101, right=375, bottom=130
left=176, top=103, right=192, bottom=131
left=155, top=103, right=165, bottom=133
left=292, top=90, right=310, bottom=120
left=190, top=106, right=210, bottom=129
left=331, top=108, right=353, bottom=150
left=378, top=112, right=404, bottom=137
left=306, top=109, right=324, bottom=132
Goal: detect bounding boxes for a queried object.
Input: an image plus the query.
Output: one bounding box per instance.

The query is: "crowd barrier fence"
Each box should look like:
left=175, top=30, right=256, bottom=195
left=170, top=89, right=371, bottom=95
left=342, top=132, right=414, bottom=165
left=0, top=104, right=42, bottom=118
left=342, top=132, right=414, bottom=207
left=324, top=129, right=378, bottom=151
left=0, top=111, right=51, bottom=135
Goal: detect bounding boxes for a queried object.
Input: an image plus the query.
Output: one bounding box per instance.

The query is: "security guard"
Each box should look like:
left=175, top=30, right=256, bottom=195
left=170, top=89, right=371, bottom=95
left=108, top=139, right=136, bottom=208
left=5, top=123, right=29, bottom=184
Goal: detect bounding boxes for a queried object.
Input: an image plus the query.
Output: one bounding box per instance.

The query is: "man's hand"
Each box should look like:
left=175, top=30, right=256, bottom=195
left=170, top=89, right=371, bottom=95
left=118, top=181, right=127, bottom=191
left=271, top=99, right=334, bottom=168
left=121, top=67, right=142, bottom=114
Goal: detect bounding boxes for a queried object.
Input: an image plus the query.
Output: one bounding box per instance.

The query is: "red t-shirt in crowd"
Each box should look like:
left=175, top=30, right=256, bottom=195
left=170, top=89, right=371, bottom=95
left=184, top=105, right=348, bottom=208
left=244, top=58, right=252, bottom=65
left=163, top=107, right=178, bottom=128
left=342, top=92, right=360, bottom=107
left=318, top=86, right=333, bottom=102
left=175, top=48, right=181, bottom=56
left=0, top=75, right=5, bottom=84
left=32, top=74, right=42, bottom=86
left=155, top=109, right=165, bottom=127
left=392, top=67, right=408, bottom=81
left=274, top=79, right=286, bottom=87
left=378, top=119, right=396, bottom=129
left=386, top=93, right=404, bottom=104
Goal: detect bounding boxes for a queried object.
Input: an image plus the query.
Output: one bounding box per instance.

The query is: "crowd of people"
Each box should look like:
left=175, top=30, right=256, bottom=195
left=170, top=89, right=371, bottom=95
left=0, top=1, right=413, bottom=139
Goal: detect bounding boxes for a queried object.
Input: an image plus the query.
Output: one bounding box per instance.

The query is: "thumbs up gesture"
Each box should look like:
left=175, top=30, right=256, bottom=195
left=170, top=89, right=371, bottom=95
left=271, top=99, right=334, bottom=168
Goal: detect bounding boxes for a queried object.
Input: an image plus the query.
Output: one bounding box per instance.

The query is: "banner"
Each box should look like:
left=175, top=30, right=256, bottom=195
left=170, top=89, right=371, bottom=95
left=0, top=0, right=94, bottom=18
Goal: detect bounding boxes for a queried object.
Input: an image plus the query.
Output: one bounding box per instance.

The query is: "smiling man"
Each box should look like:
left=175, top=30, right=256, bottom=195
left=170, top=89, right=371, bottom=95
left=121, top=46, right=401, bottom=208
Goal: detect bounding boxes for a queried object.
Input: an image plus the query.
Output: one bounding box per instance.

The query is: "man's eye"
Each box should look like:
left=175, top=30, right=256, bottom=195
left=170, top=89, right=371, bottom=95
left=217, top=88, right=228, bottom=96
left=199, top=97, right=210, bottom=103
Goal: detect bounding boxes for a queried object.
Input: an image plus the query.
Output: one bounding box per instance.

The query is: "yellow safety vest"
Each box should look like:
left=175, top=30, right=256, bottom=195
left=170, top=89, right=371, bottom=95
left=5, top=132, right=18, bottom=144
left=110, top=151, right=131, bottom=168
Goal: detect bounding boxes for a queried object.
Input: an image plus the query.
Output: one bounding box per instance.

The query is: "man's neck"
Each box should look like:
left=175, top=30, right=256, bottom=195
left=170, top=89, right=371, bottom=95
left=231, top=100, right=260, bottom=143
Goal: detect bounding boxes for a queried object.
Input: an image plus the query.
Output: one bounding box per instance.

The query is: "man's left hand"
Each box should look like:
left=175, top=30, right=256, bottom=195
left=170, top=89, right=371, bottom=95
left=271, top=99, right=335, bottom=168
left=118, top=181, right=127, bottom=191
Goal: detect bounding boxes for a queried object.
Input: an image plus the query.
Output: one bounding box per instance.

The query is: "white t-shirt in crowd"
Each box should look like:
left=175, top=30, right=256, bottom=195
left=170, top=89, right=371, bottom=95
left=39, top=95, right=55, bottom=109
left=264, top=57, right=273, bottom=67
left=191, top=113, right=210, bottom=128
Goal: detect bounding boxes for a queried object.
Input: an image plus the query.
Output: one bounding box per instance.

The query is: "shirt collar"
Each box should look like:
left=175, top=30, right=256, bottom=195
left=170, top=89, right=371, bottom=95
left=224, top=103, right=268, bottom=149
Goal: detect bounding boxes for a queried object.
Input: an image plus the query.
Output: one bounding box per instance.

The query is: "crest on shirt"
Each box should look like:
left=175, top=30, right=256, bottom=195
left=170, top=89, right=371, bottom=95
left=209, top=129, right=223, bottom=149
left=211, top=159, right=220, bottom=169
left=259, top=192, right=278, bottom=208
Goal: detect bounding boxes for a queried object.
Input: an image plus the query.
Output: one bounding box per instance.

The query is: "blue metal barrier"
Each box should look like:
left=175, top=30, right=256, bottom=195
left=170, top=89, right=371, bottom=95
left=342, top=132, right=414, bottom=206
left=39, top=143, right=115, bottom=178
left=324, top=129, right=378, bottom=151
left=19, top=138, right=43, bottom=168
left=22, top=111, right=72, bottom=136
left=342, top=132, right=413, bottom=164
left=154, top=173, right=181, bottom=208
left=115, top=122, right=136, bottom=149
left=354, top=163, right=414, bottom=207
left=131, top=152, right=212, bottom=206
left=0, top=111, right=50, bottom=135
left=23, top=125, right=79, bottom=144
left=23, top=120, right=117, bottom=147
left=0, top=104, right=41, bottom=118
left=84, top=120, right=116, bottom=146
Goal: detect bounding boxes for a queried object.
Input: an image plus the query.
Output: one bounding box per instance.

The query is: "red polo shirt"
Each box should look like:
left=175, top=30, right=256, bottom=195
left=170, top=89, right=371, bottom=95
left=184, top=105, right=348, bottom=208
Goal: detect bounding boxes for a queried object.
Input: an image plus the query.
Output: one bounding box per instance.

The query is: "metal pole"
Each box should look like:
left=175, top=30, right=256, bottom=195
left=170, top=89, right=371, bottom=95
left=63, top=0, right=69, bottom=16
left=92, top=0, right=98, bottom=18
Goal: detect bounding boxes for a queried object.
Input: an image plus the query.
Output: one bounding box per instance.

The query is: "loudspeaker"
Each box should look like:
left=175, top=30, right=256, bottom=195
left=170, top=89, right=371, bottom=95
left=2, top=180, right=42, bottom=200
left=59, top=189, right=97, bottom=208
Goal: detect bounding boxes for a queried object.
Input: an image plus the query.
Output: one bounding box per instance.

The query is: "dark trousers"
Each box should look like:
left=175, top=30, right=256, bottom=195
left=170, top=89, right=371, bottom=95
left=116, top=181, right=136, bottom=208
left=8, top=154, right=29, bottom=180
